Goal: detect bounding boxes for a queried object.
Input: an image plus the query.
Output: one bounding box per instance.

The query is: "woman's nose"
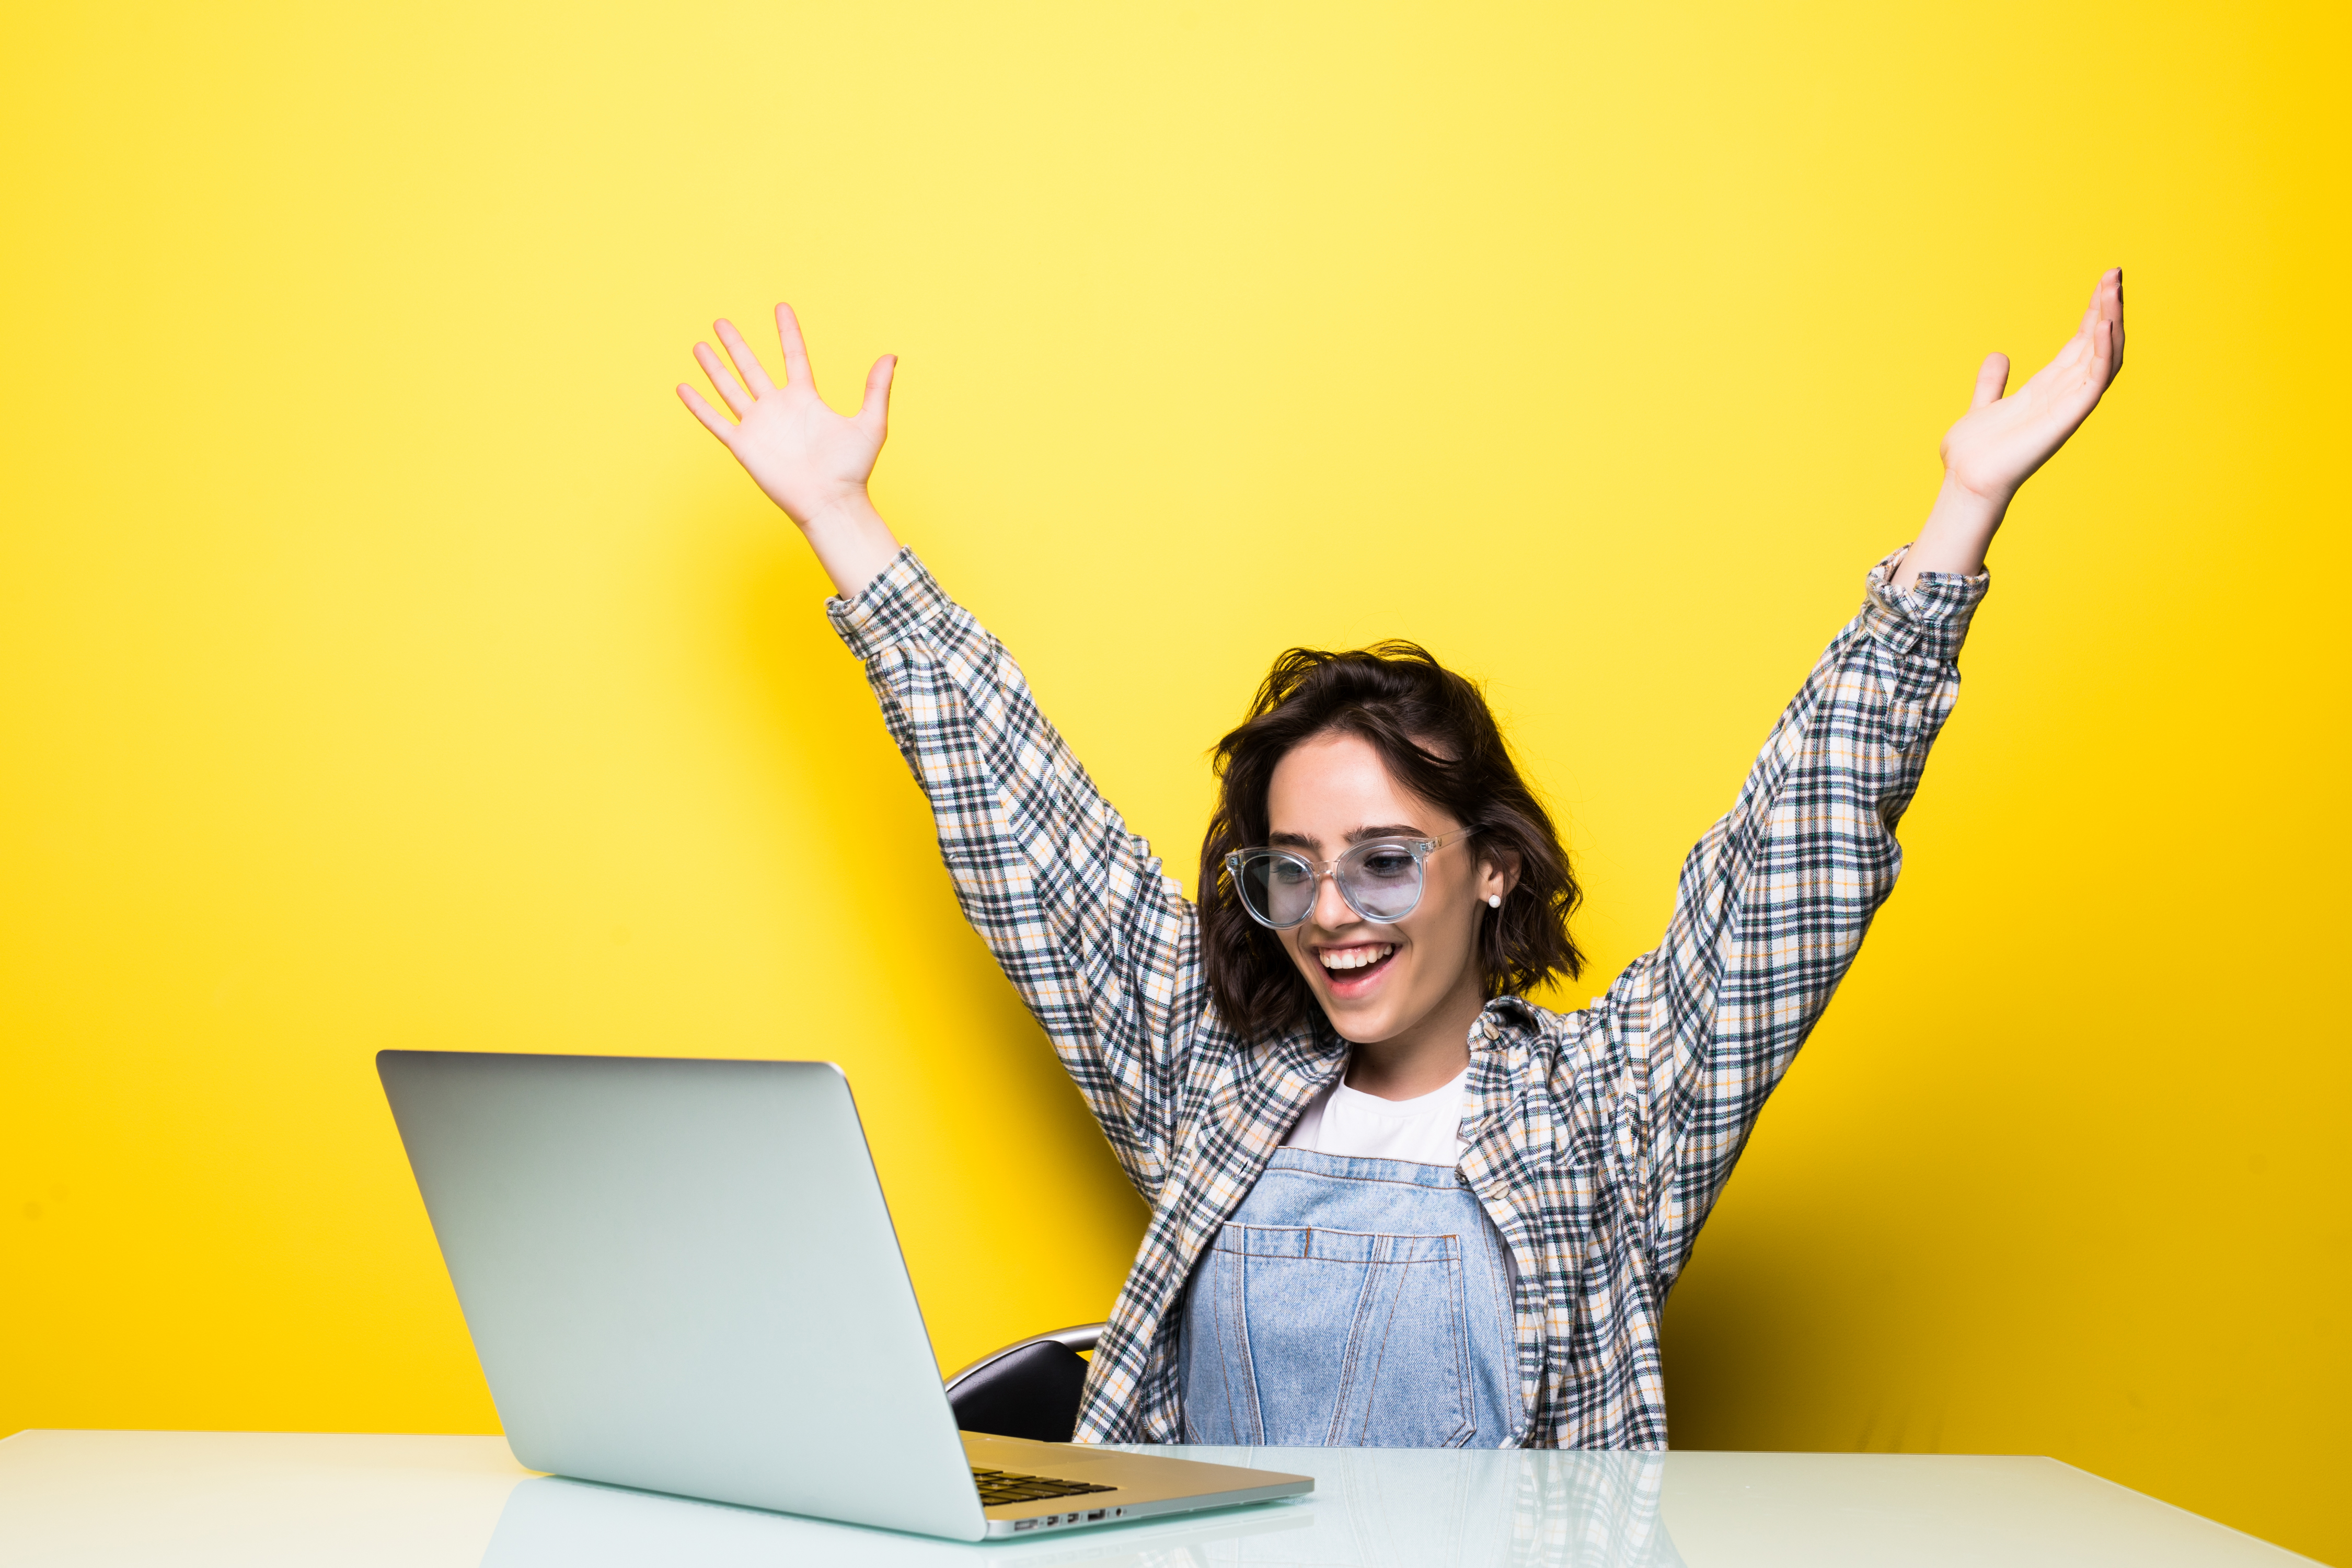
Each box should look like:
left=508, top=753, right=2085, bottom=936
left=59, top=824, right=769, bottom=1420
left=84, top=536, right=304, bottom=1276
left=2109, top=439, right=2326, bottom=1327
left=1311, top=867, right=1356, bottom=929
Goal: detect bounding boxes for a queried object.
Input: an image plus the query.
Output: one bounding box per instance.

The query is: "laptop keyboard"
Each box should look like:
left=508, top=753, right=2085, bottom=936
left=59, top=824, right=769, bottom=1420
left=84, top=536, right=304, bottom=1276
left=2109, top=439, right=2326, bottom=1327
left=971, top=1467, right=1119, bottom=1507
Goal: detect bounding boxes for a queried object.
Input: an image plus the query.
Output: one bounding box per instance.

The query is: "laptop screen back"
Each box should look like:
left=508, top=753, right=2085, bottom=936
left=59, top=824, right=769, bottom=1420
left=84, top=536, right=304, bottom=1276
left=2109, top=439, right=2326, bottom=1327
left=378, top=1051, right=986, bottom=1540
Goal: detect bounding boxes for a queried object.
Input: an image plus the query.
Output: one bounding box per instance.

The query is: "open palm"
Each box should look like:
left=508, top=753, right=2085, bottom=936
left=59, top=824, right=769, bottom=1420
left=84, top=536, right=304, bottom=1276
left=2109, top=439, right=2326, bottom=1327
left=1941, top=269, right=2126, bottom=503
left=677, top=305, right=896, bottom=530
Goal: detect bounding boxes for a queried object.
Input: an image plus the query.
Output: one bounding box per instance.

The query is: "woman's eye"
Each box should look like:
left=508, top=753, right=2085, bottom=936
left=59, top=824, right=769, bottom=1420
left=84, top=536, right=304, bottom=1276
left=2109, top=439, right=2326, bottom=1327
left=1267, top=861, right=1310, bottom=885
left=1360, top=853, right=1414, bottom=879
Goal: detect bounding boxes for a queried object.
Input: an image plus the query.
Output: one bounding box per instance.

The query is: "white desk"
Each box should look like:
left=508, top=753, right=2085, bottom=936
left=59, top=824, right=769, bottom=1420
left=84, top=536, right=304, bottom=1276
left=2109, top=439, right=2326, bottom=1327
left=0, top=1429, right=2314, bottom=1567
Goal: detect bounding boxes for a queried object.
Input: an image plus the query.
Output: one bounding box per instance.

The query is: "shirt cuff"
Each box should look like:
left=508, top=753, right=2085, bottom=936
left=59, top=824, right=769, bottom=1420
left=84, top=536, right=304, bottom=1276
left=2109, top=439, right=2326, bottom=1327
left=1861, top=545, right=1990, bottom=663
left=826, top=546, right=958, bottom=661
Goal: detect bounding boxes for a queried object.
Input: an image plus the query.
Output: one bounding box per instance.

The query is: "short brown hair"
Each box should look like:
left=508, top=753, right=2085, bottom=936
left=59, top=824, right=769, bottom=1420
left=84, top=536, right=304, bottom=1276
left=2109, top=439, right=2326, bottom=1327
left=1198, top=640, right=1584, bottom=1040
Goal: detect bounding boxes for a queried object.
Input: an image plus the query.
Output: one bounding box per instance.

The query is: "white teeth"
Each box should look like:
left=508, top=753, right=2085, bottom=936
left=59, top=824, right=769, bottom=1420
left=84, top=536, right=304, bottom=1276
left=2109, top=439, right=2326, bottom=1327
left=1318, top=944, right=1394, bottom=972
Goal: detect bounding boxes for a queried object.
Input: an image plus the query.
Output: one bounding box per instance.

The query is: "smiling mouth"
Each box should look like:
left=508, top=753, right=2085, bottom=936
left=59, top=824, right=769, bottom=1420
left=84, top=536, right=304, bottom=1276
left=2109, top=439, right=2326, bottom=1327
left=1317, top=943, right=1397, bottom=988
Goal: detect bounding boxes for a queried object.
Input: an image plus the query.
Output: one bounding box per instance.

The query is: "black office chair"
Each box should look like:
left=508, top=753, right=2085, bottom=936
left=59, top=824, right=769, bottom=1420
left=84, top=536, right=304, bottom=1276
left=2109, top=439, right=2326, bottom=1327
left=945, top=1322, right=1104, bottom=1442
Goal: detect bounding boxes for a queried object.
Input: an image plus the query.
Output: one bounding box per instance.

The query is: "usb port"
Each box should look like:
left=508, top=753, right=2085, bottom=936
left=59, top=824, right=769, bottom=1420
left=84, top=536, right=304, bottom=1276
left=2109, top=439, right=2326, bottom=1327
left=1087, top=1509, right=1106, bottom=1520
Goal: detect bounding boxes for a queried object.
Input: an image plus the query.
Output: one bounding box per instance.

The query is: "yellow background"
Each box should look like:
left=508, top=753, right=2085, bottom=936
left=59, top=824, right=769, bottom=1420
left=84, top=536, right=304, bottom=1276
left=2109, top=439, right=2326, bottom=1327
left=3, top=1, right=2345, bottom=1561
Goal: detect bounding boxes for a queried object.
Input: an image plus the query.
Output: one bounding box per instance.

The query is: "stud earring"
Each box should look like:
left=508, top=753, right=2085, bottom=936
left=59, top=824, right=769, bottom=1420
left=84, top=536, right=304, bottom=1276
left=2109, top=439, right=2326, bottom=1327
left=1486, top=894, right=1502, bottom=909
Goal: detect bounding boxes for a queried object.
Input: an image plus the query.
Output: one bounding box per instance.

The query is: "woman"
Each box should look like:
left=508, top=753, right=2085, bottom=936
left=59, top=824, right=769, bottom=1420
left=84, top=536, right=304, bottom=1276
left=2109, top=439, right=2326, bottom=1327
left=676, top=272, right=2125, bottom=1449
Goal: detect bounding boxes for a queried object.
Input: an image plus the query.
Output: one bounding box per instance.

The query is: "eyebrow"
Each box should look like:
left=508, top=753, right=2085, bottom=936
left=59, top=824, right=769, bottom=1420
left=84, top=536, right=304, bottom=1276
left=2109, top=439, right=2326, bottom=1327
left=1266, top=824, right=1427, bottom=851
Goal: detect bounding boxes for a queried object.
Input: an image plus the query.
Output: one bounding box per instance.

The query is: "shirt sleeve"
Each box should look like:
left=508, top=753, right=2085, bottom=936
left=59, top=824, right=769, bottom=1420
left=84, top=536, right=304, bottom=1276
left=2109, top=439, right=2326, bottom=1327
left=827, top=548, right=1201, bottom=1199
left=1583, top=547, right=1990, bottom=1285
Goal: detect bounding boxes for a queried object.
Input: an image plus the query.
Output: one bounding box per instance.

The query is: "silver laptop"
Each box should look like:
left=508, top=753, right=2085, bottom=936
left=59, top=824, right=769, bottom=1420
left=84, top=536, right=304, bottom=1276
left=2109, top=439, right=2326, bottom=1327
left=376, top=1051, right=1311, bottom=1541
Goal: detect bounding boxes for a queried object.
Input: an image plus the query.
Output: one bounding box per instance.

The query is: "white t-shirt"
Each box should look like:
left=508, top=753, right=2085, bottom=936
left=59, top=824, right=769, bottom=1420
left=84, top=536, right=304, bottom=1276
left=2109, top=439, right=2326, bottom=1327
left=1283, top=1068, right=1469, bottom=1168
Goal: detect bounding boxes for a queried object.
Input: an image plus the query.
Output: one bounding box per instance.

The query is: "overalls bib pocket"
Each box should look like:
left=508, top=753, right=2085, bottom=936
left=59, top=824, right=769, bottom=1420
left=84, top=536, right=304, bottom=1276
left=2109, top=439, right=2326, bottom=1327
left=1183, top=1223, right=1474, bottom=1447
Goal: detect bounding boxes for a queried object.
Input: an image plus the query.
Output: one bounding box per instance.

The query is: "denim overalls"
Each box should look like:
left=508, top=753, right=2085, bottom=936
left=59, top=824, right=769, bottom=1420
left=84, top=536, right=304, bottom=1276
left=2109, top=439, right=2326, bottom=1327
left=1178, top=1146, right=1520, bottom=1447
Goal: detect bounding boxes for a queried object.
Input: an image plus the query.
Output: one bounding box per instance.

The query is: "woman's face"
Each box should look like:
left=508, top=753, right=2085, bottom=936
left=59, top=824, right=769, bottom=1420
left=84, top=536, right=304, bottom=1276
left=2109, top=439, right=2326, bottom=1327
left=1263, top=730, right=1516, bottom=1046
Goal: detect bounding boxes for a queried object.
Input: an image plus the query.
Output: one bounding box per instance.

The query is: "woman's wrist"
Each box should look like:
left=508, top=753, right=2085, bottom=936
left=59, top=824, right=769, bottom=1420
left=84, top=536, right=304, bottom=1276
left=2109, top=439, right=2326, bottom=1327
left=1894, top=472, right=2011, bottom=589
left=798, top=490, right=902, bottom=599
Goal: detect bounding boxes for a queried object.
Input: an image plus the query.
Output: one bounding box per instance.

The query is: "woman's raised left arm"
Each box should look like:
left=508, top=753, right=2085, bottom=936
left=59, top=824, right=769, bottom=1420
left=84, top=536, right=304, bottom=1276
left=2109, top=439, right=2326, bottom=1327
left=1577, top=270, right=2126, bottom=1285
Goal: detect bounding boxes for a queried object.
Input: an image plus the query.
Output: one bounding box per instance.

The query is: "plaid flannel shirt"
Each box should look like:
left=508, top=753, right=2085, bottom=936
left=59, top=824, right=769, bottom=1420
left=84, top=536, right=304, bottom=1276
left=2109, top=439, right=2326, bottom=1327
left=830, top=547, right=1988, bottom=1448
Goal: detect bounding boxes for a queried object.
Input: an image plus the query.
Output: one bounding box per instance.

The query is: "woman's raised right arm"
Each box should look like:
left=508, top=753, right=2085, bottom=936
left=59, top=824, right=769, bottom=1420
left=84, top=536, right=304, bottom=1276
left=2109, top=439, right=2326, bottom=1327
left=676, top=305, right=1198, bottom=1199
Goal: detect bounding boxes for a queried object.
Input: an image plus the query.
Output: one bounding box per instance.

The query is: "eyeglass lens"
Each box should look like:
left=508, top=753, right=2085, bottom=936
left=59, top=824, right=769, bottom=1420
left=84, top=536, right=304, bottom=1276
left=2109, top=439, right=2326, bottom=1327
left=1235, top=843, right=1426, bottom=928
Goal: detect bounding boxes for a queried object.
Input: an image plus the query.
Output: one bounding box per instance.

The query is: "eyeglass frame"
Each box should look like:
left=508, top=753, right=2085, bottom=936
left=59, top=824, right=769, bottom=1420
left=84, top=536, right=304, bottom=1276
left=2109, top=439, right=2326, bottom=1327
left=1223, top=827, right=1484, bottom=931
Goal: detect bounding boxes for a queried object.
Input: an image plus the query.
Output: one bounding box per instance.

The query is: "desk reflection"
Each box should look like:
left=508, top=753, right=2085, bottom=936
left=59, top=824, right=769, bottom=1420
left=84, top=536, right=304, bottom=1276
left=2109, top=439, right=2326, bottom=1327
left=479, top=1447, right=1683, bottom=1567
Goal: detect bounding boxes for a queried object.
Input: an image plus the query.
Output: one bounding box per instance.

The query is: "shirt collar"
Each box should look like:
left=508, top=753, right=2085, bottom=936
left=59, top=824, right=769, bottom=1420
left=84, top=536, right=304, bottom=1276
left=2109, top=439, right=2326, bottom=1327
left=1472, top=994, right=1539, bottom=1047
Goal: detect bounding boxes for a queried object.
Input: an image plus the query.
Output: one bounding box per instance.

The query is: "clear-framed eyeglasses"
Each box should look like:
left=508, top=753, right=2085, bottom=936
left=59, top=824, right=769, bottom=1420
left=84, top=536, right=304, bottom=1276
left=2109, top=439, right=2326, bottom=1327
left=1224, top=829, right=1481, bottom=931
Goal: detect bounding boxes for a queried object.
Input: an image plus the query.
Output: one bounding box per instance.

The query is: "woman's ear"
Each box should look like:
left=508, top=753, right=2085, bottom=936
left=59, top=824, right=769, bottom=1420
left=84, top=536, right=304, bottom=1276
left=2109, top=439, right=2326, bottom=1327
left=1482, top=847, right=1523, bottom=902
